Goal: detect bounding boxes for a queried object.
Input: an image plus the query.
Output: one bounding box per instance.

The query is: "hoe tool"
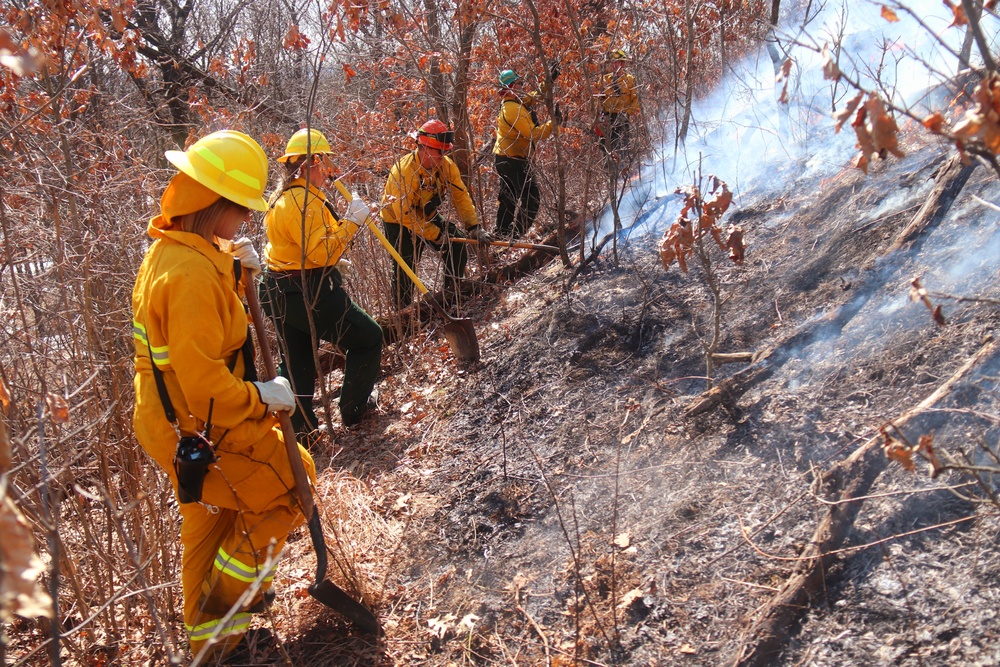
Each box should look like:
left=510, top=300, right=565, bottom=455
left=245, top=282, right=380, bottom=635
left=334, top=180, right=480, bottom=362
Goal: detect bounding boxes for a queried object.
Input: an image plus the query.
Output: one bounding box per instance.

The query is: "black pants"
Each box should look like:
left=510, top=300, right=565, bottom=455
left=494, top=155, right=539, bottom=240
left=259, top=269, right=382, bottom=434
left=382, top=220, right=468, bottom=311
left=601, top=112, right=632, bottom=162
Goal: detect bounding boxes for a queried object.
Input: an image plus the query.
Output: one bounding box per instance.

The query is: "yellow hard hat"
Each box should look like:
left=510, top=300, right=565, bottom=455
left=165, top=130, right=269, bottom=211
left=278, top=128, right=333, bottom=163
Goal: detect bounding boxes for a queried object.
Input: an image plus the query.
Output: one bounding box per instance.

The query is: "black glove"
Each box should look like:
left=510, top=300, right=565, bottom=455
left=550, top=62, right=561, bottom=81
left=553, top=103, right=564, bottom=125
left=423, top=193, right=442, bottom=218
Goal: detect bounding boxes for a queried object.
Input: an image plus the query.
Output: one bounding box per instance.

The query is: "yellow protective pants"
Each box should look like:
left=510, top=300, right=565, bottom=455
left=178, top=428, right=316, bottom=661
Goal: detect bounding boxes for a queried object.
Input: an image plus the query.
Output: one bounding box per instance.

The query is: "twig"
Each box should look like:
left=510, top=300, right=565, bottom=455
left=515, top=590, right=551, bottom=667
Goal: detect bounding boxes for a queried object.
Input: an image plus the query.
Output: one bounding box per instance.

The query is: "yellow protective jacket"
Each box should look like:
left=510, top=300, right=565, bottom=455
left=132, top=218, right=284, bottom=480
left=493, top=96, right=554, bottom=159
left=600, top=72, right=640, bottom=115
left=263, top=177, right=358, bottom=271
left=379, top=150, right=479, bottom=243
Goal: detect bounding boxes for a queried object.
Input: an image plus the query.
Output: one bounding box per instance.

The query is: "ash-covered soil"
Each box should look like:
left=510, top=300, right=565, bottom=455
left=252, top=137, right=1000, bottom=667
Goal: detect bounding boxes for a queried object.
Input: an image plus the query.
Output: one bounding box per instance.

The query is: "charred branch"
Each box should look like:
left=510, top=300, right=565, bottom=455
left=730, top=336, right=998, bottom=667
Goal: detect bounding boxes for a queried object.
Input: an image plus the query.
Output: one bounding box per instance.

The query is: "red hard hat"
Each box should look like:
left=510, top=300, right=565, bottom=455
left=414, top=119, right=455, bottom=151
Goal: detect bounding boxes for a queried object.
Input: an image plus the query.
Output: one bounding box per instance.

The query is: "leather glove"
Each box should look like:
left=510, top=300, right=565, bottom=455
left=422, top=193, right=442, bottom=218
left=550, top=62, right=561, bottom=81
left=344, top=196, right=371, bottom=225
left=553, top=103, right=564, bottom=125
left=231, top=237, right=262, bottom=275
left=253, top=377, right=295, bottom=413
left=471, top=226, right=493, bottom=245
left=335, top=258, right=354, bottom=279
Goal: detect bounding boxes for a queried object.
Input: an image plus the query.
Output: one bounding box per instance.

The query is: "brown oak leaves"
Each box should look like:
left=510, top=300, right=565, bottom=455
left=659, top=176, right=745, bottom=273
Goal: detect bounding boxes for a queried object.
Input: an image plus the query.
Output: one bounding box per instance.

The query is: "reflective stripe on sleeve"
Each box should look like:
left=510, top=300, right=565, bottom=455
left=132, top=320, right=170, bottom=366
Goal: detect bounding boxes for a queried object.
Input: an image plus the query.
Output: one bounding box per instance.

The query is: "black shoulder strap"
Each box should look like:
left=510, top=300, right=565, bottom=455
left=145, top=335, right=177, bottom=424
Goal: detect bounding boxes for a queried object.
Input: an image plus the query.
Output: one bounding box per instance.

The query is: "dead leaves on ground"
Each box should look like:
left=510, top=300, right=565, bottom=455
left=659, top=176, right=745, bottom=273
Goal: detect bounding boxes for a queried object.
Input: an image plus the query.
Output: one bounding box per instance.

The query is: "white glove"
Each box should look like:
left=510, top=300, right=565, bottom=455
left=335, top=258, right=354, bottom=279
left=471, top=226, right=493, bottom=245
left=253, top=377, right=295, bottom=413
left=231, top=237, right=262, bottom=275
left=344, top=196, right=371, bottom=225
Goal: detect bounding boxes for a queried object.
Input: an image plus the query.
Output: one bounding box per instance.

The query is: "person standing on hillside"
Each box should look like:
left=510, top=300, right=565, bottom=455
left=132, top=130, right=315, bottom=661
left=258, top=128, right=382, bottom=438
left=493, top=68, right=562, bottom=240
left=380, top=119, right=491, bottom=310
left=597, top=49, right=641, bottom=171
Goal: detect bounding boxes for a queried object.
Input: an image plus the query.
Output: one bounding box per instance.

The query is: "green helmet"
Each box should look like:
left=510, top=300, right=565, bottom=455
left=499, top=69, right=522, bottom=87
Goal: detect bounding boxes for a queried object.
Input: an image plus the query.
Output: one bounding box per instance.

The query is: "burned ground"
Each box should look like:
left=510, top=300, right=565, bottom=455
left=217, top=134, right=1000, bottom=667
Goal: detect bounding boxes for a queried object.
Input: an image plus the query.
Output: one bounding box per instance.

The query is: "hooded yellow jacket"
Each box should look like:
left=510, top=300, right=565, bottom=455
left=132, top=214, right=288, bottom=491
left=379, top=150, right=479, bottom=243
left=600, top=72, right=639, bottom=115
left=263, top=177, right=358, bottom=271
left=493, top=97, right=554, bottom=159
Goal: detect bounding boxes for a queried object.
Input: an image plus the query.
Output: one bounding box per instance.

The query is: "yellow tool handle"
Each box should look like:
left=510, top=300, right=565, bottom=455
left=334, top=180, right=429, bottom=297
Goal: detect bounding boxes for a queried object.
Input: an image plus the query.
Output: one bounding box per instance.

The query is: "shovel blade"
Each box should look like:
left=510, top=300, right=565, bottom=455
left=308, top=580, right=381, bottom=635
left=443, top=319, right=480, bottom=362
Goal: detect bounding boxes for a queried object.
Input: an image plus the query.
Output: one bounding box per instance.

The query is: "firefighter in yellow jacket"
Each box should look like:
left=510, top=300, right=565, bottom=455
left=132, top=130, right=316, bottom=661
left=380, top=119, right=491, bottom=309
left=597, top=49, right=640, bottom=166
left=259, top=128, right=381, bottom=436
left=493, top=68, right=561, bottom=240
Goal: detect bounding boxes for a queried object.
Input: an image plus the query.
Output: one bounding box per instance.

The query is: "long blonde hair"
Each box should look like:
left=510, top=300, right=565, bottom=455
left=267, top=154, right=331, bottom=208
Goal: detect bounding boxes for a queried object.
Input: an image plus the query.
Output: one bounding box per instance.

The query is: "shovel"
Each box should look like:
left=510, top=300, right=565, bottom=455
left=449, top=237, right=559, bottom=253
left=333, top=181, right=480, bottom=363
left=244, top=282, right=381, bottom=635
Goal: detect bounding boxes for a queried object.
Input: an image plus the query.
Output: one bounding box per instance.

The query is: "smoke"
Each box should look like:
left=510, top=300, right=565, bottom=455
left=605, top=0, right=991, bottom=241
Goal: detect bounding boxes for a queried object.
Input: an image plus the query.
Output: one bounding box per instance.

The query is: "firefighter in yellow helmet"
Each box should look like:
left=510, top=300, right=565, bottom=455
left=132, top=130, right=316, bottom=661
left=259, top=128, right=382, bottom=436
left=493, top=68, right=562, bottom=240
left=597, top=49, right=641, bottom=170
left=380, top=119, right=491, bottom=309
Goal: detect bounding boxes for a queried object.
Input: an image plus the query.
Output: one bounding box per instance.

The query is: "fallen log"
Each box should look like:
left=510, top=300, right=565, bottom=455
left=711, top=352, right=756, bottom=365
left=730, top=336, right=998, bottom=667
left=885, top=153, right=976, bottom=255
left=483, top=226, right=572, bottom=284
left=374, top=226, right=571, bottom=345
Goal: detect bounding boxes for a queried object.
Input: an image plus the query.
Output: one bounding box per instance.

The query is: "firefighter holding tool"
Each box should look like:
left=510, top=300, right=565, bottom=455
left=380, top=119, right=491, bottom=310
left=131, top=130, right=316, bottom=661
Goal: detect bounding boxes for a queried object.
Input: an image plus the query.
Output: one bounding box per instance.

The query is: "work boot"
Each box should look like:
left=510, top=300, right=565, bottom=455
left=223, top=628, right=274, bottom=666
left=341, top=388, right=379, bottom=428
left=245, top=589, right=275, bottom=614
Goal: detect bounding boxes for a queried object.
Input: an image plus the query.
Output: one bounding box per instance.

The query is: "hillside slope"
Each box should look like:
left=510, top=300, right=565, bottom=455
left=244, top=130, right=1000, bottom=667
